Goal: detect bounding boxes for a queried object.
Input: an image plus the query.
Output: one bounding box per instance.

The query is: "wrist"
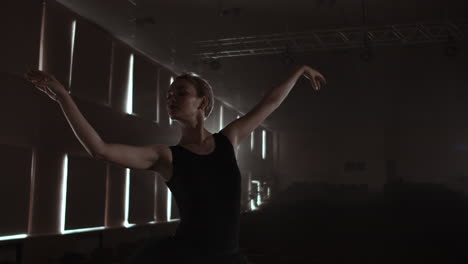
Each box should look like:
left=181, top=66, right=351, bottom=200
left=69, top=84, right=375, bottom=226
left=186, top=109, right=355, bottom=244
left=56, top=89, right=70, bottom=103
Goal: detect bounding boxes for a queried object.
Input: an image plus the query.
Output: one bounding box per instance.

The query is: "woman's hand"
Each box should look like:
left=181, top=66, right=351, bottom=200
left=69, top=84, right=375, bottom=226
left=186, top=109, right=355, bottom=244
left=302, top=65, right=327, bottom=91
left=24, top=69, right=68, bottom=102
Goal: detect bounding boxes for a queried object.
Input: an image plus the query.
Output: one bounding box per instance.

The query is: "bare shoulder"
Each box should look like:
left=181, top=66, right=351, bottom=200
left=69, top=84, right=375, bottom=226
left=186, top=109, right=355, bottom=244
left=219, top=129, right=238, bottom=149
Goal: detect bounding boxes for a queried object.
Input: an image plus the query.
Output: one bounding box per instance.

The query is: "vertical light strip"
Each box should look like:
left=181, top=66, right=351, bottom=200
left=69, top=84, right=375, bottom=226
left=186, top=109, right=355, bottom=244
left=219, top=105, right=224, bottom=130
left=267, top=186, right=271, bottom=198
left=27, top=149, right=37, bottom=233
left=154, top=178, right=158, bottom=221
left=156, top=69, right=160, bottom=124
left=248, top=172, right=251, bottom=194
left=262, top=129, right=266, bottom=160
left=235, top=116, right=240, bottom=156
left=167, top=187, right=172, bottom=221
left=252, top=180, right=261, bottom=206
left=68, top=20, right=76, bottom=89
left=104, top=165, right=110, bottom=227
left=38, top=0, right=46, bottom=70
left=250, top=131, right=254, bottom=152
left=248, top=172, right=256, bottom=210
left=60, top=154, right=68, bottom=233
left=258, top=183, right=262, bottom=206
left=124, top=169, right=130, bottom=227
left=126, top=54, right=134, bottom=115
left=169, top=77, right=174, bottom=126
left=108, top=42, right=115, bottom=107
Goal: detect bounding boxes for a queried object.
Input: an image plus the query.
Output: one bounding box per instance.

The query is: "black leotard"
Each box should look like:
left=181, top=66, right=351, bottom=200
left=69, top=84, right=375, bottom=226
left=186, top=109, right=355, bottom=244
left=166, top=132, right=241, bottom=256
left=125, top=132, right=249, bottom=264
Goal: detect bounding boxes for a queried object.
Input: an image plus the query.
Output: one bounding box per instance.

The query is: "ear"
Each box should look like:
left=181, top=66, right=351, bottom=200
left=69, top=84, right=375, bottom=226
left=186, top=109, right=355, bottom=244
left=198, top=96, right=207, bottom=111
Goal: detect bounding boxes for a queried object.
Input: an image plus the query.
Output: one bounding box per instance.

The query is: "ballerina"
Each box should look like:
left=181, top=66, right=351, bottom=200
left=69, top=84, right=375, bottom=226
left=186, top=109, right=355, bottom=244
left=24, top=65, right=326, bottom=264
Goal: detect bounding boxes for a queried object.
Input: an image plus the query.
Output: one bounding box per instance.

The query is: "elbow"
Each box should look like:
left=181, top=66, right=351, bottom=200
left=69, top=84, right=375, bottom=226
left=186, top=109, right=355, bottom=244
left=264, top=96, right=280, bottom=109
left=91, top=145, right=105, bottom=160
left=92, top=141, right=107, bottom=159
left=90, top=150, right=100, bottom=159
left=91, top=151, right=100, bottom=159
left=92, top=151, right=106, bottom=161
left=261, top=94, right=276, bottom=105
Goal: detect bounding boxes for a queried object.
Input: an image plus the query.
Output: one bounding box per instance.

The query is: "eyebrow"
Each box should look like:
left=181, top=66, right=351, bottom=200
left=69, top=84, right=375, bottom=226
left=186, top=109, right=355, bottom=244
left=166, top=85, right=187, bottom=93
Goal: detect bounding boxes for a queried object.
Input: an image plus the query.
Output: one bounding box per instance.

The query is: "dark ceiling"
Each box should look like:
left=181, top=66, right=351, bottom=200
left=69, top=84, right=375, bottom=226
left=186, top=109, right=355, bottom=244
left=57, top=0, right=467, bottom=68
left=56, top=0, right=467, bottom=130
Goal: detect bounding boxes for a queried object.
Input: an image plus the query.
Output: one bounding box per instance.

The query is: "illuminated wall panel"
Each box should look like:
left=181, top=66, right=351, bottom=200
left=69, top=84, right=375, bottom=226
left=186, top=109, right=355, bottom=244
left=0, top=145, right=31, bottom=236
left=65, top=155, right=106, bottom=231
left=133, top=54, right=159, bottom=121
left=71, top=18, right=112, bottom=105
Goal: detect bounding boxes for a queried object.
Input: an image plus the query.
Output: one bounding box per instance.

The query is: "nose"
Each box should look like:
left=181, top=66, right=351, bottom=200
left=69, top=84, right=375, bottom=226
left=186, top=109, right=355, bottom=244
left=166, top=96, right=174, bottom=104
left=167, top=101, right=177, bottom=109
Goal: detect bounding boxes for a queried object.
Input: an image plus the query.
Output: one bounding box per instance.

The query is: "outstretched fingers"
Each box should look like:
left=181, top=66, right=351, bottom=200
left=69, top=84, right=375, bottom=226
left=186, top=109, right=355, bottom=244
left=25, top=69, right=53, bottom=83
left=313, top=78, right=320, bottom=90
left=317, top=73, right=326, bottom=85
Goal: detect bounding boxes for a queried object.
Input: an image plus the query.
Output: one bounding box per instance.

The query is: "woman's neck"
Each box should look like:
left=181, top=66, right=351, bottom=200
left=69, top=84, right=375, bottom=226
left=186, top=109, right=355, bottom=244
left=179, top=127, right=212, bottom=146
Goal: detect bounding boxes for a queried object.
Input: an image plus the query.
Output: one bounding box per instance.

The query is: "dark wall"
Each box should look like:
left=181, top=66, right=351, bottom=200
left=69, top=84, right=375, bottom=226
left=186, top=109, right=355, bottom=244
left=0, top=0, right=276, bottom=239
left=201, top=42, right=468, bottom=192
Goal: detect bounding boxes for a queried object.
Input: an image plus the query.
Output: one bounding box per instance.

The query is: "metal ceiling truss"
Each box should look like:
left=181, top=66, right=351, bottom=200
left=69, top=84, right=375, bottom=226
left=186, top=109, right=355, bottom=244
left=193, top=21, right=467, bottom=59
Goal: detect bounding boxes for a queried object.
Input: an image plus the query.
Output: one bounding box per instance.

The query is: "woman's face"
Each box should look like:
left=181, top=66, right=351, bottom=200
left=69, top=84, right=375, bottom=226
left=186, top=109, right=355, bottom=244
left=165, top=78, right=204, bottom=120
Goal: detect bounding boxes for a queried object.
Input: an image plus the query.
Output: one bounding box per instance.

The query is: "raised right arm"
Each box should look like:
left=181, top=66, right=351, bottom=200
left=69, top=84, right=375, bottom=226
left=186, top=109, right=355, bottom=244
left=56, top=92, right=161, bottom=170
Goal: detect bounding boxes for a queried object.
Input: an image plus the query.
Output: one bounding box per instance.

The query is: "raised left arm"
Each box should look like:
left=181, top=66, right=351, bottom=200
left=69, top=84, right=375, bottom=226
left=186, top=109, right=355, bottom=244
left=220, top=65, right=326, bottom=148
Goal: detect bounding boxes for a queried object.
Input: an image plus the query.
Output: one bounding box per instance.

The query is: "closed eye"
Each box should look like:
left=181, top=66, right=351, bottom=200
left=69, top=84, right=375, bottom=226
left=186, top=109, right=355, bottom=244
left=168, top=92, right=184, bottom=97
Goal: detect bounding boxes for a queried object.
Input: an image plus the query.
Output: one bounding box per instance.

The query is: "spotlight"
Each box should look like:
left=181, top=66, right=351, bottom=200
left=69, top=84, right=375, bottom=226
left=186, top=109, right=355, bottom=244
left=130, top=16, right=155, bottom=28
left=202, top=58, right=222, bottom=71
left=444, top=45, right=458, bottom=57
left=360, top=46, right=373, bottom=62
left=444, top=34, right=458, bottom=57
left=281, top=51, right=295, bottom=65
left=209, top=59, right=221, bottom=70
left=220, top=7, right=242, bottom=17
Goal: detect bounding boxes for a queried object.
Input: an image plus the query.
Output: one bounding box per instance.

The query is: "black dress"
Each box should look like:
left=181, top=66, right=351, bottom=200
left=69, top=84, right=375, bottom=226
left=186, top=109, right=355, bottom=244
left=125, top=132, right=250, bottom=264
